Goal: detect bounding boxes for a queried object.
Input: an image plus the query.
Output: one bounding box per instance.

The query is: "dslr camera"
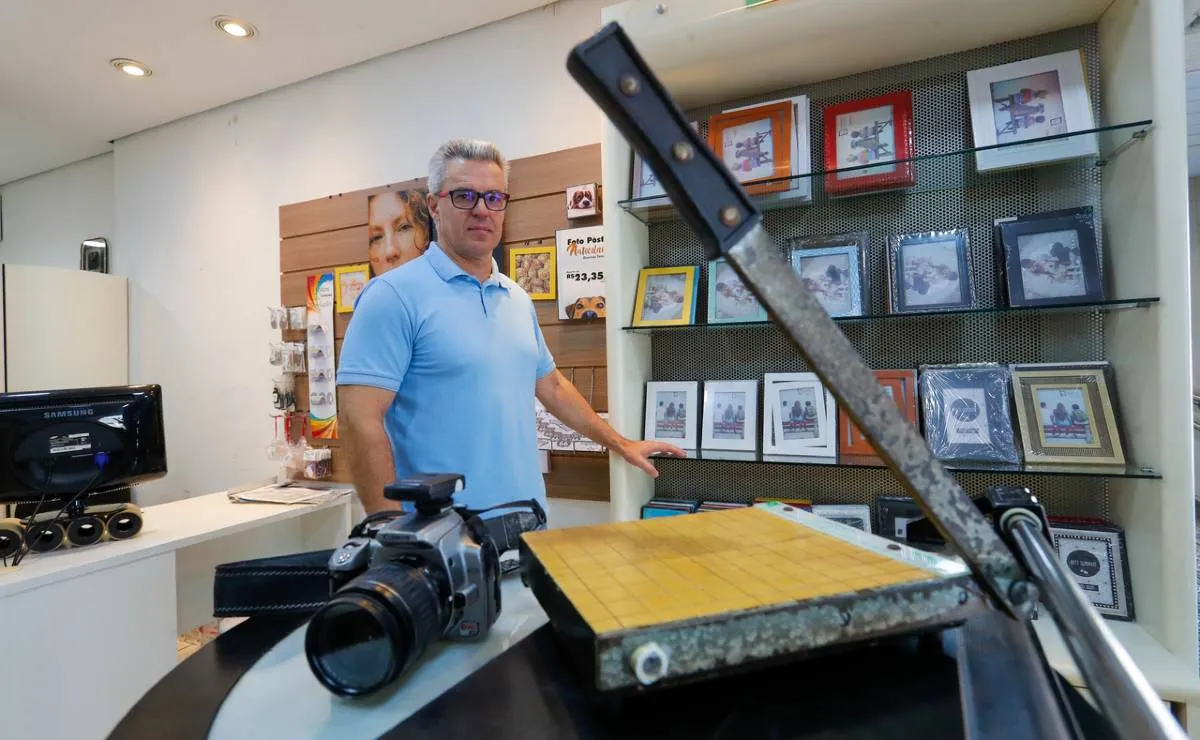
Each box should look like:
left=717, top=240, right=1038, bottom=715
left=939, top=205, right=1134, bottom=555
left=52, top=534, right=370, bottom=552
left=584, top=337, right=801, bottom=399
left=304, top=473, right=545, bottom=697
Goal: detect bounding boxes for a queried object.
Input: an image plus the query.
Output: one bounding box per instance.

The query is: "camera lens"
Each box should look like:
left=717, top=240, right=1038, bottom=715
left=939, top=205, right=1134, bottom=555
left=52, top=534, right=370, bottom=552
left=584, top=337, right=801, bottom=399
left=305, top=562, right=446, bottom=697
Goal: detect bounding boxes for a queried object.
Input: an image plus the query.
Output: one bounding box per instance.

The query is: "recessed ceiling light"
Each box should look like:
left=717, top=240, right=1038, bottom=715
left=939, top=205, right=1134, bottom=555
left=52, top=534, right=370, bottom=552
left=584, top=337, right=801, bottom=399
left=111, top=58, right=152, bottom=77
left=213, top=16, right=257, bottom=38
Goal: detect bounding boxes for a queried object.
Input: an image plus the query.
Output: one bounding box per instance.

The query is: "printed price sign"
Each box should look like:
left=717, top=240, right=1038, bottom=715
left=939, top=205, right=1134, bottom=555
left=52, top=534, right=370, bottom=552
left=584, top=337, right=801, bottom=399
left=556, top=226, right=608, bottom=320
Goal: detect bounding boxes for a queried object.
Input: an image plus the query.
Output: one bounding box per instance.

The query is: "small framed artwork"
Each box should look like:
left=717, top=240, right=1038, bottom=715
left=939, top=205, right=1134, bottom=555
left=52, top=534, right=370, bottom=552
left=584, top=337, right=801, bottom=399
left=887, top=229, right=975, bottom=313
left=630, top=121, right=699, bottom=207
left=967, top=50, right=1097, bottom=172
left=812, top=504, right=872, bottom=534
left=707, top=258, right=768, bottom=324
left=644, top=381, right=699, bottom=450
left=1050, top=522, right=1134, bottom=620
left=708, top=101, right=793, bottom=195
left=762, top=372, right=836, bottom=458
left=823, top=91, right=916, bottom=197
left=788, top=232, right=869, bottom=318
left=997, top=207, right=1103, bottom=307
left=333, top=263, right=370, bottom=313
left=1010, top=362, right=1125, bottom=466
left=725, top=94, right=813, bottom=202
left=839, top=369, right=918, bottom=465
left=566, top=183, right=598, bottom=219
left=701, top=379, right=758, bottom=452
left=509, top=245, right=557, bottom=301
left=919, top=364, right=1020, bottom=465
left=631, top=265, right=700, bottom=327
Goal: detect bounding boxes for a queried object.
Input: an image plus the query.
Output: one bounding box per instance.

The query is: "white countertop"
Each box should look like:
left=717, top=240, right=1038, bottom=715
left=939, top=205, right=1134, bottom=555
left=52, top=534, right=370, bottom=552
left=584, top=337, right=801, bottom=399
left=1034, top=618, right=1200, bottom=703
left=208, top=575, right=549, bottom=740
left=0, top=490, right=350, bottom=599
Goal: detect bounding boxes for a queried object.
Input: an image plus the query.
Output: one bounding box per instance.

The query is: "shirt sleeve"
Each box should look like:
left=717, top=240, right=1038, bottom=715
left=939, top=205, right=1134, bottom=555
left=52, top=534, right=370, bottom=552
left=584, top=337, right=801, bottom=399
left=531, top=304, right=556, bottom=379
left=336, top=280, right=414, bottom=392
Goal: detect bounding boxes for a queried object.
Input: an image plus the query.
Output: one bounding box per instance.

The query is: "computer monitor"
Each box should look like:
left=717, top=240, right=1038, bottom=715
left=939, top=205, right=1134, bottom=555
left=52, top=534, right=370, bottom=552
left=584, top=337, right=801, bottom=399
left=0, top=384, right=166, bottom=505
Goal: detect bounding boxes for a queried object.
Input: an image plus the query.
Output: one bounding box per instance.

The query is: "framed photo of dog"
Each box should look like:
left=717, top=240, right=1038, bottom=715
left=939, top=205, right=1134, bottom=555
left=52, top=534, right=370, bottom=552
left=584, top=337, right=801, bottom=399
left=565, top=183, right=598, bottom=219
left=555, top=226, right=608, bottom=320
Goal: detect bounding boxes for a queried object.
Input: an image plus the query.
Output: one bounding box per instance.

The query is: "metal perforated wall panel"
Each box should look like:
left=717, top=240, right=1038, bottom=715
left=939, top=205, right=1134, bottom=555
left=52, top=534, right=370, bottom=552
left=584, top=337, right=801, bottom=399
left=646, top=25, right=1113, bottom=519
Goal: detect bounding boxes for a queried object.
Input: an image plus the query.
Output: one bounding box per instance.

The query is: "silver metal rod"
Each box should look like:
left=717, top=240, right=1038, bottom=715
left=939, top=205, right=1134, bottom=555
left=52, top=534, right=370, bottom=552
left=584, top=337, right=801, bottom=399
left=1008, top=517, right=1186, bottom=740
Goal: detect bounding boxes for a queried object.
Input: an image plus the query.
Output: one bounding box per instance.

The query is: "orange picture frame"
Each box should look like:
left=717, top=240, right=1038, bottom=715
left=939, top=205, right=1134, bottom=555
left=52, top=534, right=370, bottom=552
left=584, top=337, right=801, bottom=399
left=708, top=101, right=793, bottom=195
left=838, top=369, right=919, bottom=465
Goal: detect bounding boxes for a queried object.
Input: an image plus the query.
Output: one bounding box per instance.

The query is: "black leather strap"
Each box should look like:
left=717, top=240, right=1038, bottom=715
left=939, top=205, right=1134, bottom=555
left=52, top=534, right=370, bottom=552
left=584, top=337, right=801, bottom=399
left=212, top=549, right=335, bottom=618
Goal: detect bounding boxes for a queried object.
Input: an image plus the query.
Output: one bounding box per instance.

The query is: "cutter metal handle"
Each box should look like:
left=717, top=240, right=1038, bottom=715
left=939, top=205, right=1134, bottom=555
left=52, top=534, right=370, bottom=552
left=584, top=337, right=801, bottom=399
left=567, top=22, right=1031, bottom=620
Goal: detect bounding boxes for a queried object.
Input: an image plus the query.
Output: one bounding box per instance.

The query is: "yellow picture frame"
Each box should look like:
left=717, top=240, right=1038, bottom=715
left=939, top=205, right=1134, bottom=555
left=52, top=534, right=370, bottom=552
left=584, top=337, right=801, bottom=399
left=632, top=265, right=700, bottom=327
left=334, top=263, right=370, bottom=313
left=509, top=245, right=557, bottom=300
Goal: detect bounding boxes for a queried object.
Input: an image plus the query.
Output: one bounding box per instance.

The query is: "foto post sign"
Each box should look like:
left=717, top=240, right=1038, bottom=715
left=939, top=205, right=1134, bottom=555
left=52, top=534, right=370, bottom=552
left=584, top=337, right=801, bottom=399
left=555, top=226, right=608, bottom=320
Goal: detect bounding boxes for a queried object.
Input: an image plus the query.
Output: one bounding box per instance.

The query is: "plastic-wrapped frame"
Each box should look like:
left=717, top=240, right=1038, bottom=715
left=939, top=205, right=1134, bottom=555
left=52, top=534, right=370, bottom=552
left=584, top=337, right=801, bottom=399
left=887, top=228, right=975, bottom=313
left=788, top=231, right=869, bottom=318
left=919, top=363, right=1020, bottom=464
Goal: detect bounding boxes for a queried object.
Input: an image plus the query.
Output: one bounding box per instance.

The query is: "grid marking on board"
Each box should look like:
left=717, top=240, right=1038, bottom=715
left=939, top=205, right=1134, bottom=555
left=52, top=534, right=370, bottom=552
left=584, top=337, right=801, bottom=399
left=645, top=25, right=1110, bottom=520
left=524, top=507, right=934, bottom=634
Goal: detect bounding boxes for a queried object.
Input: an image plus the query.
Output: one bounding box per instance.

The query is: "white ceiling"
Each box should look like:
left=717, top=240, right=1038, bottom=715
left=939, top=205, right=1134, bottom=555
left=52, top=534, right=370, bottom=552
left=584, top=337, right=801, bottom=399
left=0, top=0, right=552, bottom=185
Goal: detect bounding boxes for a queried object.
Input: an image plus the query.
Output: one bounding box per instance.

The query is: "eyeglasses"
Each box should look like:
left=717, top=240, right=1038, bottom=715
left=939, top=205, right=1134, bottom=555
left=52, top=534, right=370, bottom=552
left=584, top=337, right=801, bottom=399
left=438, top=189, right=510, bottom=211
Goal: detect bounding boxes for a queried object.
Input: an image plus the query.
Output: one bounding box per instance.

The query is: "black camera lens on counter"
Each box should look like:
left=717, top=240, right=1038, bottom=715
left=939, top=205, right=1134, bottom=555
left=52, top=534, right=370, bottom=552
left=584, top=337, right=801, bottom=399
left=305, top=561, right=447, bottom=697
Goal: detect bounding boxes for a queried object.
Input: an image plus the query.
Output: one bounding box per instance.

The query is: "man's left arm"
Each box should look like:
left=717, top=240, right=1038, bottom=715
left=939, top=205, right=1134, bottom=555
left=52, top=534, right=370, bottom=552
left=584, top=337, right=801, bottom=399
left=535, top=369, right=686, bottom=477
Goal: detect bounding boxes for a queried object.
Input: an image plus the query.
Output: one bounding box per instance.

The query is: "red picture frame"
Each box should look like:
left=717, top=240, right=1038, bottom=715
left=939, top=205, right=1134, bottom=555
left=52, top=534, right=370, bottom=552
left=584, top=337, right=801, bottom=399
left=838, top=369, right=919, bottom=466
left=822, top=91, right=916, bottom=197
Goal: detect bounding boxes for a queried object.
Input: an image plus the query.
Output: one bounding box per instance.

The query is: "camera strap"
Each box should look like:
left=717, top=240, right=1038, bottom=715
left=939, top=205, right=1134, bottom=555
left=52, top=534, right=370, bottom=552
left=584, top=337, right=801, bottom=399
left=456, top=499, right=548, bottom=556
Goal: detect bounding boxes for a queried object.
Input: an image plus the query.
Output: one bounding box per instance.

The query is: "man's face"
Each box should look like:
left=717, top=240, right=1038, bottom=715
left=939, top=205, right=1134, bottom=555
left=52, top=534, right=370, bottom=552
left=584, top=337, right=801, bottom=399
left=429, top=160, right=506, bottom=263
left=367, top=192, right=427, bottom=276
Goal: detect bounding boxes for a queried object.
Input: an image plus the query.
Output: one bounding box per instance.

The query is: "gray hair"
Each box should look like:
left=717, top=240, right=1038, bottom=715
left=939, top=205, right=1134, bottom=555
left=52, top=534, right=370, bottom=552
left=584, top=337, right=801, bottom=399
left=427, top=139, right=510, bottom=194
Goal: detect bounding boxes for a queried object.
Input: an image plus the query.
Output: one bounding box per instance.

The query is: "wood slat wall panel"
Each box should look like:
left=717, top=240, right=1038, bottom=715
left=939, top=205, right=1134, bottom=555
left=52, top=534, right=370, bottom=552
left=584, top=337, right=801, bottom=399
left=507, top=144, right=600, bottom=200
left=560, top=366, right=608, bottom=412
left=279, top=178, right=425, bottom=238
left=545, top=454, right=610, bottom=502
left=280, top=226, right=367, bottom=273
left=542, top=322, right=607, bottom=368
left=503, top=191, right=602, bottom=244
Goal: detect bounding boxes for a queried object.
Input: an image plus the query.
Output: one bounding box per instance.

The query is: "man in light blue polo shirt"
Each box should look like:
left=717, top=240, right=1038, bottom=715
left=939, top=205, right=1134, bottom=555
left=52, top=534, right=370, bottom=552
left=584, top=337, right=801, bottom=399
left=337, top=139, right=685, bottom=514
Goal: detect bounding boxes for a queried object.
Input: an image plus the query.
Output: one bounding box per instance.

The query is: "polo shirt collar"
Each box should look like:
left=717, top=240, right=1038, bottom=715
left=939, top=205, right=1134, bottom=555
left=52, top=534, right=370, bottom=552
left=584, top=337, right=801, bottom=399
left=426, top=241, right=508, bottom=290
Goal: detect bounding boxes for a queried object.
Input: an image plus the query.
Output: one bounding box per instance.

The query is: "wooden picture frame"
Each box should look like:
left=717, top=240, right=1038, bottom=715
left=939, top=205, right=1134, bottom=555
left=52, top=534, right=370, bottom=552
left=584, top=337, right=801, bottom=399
left=919, top=363, right=1020, bottom=465
left=823, top=90, right=916, bottom=197
left=333, top=263, right=370, bottom=313
left=997, top=207, right=1103, bottom=307
left=708, top=101, right=793, bottom=195
left=1010, top=362, right=1126, bottom=466
left=839, top=369, right=918, bottom=465
left=644, top=381, right=699, bottom=450
left=887, top=229, right=975, bottom=314
left=1050, top=522, right=1134, bottom=620
left=508, top=245, right=557, bottom=301
left=631, top=266, right=699, bottom=327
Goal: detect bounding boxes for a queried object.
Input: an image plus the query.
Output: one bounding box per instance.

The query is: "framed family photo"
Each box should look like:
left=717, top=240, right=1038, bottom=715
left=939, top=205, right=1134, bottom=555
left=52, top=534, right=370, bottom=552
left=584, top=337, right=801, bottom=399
left=644, top=381, right=699, bottom=450
left=631, top=265, right=699, bottom=327
left=967, top=50, right=1097, bottom=172
left=888, top=229, right=975, bottom=313
left=823, top=90, right=916, bottom=197
left=701, top=379, right=759, bottom=453
left=707, top=258, right=768, bottom=324
left=1010, top=362, right=1125, bottom=466
left=838, top=369, right=918, bottom=465
left=1050, top=522, right=1134, bottom=620
left=725, top=94, right=813, bottom=203
left=789, top=232, right=869, bottom=318
left=708, top=100, right=793, bottom=195
left=996, top=207, right=1103, bottom=307
left=508, top=245, right=557, bottom=301
left=920, top=364, right=1020, bottom=465
left=762, top=372, right=837, bottom=458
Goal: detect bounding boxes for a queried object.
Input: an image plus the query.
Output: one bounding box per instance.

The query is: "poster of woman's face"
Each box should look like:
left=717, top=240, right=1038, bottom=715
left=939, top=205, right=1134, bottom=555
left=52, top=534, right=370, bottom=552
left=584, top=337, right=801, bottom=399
left=367, top=190, right=434, bottom=277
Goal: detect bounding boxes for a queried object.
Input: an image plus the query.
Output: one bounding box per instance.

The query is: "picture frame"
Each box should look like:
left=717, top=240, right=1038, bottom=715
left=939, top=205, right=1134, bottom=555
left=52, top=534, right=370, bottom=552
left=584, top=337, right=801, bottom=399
left=762, top=372, right=836, bottom=458
left=79, top=237, right=109, bottom=274
left=631, top=265, right=699, bottom=327
left=1050, top=522, right=1134, bottom=620
left=887, top=229, right=975, bottom=314
left=333, top=263, right=370, bottom=313
left=877, top=496, right=924, bottom=542
left=788, top=232, right=869, bottom=318
left=1010, top=362, right=1126, bottom=466
left=838, top=369, right=919, bottom=465
left=701, top=379, right=759, bottom=452
left=725, top=94, right=813, bottom=203
left=565, top=183, right=599, bottom=219
left=630, top=121, right=699, bottom=207
left=919, top=364, right=1020, bottom=465
left=708, top=101, right=793, bottom=195
left=812, top=504, right=873, bottom=534
left=966, top=50, right=1097, bottom=172
left=707, top=257, right=768, bottom=324
left=996, top=207, right=1103, bottom=307
left=509, top=245, right=557, bottom=301
left=644, top=381, right=699, bottom=450
left=823, top=90, right=916, bottom=197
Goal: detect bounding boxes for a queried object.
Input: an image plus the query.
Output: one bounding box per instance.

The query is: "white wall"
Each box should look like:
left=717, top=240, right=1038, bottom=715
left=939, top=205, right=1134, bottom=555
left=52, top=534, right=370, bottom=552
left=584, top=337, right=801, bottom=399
left=0, top=153, right=113, bottom=269
left=115, top=0, right=606, bottom=504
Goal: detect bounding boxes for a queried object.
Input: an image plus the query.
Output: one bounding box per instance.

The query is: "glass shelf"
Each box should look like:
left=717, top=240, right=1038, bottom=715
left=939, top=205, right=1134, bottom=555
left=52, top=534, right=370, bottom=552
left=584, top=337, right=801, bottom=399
left=654, top=451, right=1160, bottom=480
left=618, top=120, right=1153, bottom=225
left=622, top=297, right=1158, bottom=334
